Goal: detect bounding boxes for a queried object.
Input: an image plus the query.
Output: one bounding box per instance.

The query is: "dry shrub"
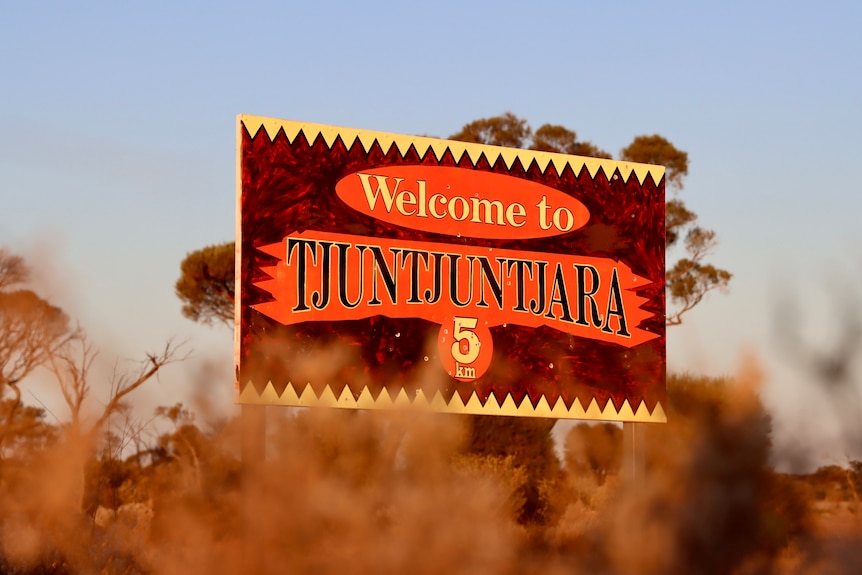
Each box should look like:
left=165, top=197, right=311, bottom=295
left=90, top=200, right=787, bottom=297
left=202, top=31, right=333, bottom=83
left=4, top=357, right=862, bottom=574
left=546, top=361, right=816, bottom=575
left=149, top=408, right=519, bottom=575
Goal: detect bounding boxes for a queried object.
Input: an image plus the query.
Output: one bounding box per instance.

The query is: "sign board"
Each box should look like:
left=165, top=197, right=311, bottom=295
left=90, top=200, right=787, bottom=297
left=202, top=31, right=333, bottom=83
left=236, top=115, right=666, bottom=422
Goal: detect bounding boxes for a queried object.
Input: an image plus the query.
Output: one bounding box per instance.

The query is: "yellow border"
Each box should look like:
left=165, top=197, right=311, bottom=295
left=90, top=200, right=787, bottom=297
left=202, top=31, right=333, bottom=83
left=238, top=381, right=666, bottom=423
left=234, top=116, right=243, bottom=399
left=238, top=114, right=665, bottom=187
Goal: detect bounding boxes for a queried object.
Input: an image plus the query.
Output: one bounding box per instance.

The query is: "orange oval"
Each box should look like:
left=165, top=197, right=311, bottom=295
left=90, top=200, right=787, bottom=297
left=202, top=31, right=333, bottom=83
left=336, top=166, right=589, bottom=240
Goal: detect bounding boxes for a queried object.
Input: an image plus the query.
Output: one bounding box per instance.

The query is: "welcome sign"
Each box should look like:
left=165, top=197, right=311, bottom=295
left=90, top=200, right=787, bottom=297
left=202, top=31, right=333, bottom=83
left=236, top=115, right=666, bottom=422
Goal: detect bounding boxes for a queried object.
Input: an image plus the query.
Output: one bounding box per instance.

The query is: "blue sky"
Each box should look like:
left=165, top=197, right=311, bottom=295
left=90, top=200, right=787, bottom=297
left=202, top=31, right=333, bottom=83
left=2, top=1, right=861, bottom=466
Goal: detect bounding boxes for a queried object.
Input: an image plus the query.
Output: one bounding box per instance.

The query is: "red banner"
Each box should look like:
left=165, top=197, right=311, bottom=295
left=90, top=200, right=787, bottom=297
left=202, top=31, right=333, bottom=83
left=254, top=231, right=656, bottom=347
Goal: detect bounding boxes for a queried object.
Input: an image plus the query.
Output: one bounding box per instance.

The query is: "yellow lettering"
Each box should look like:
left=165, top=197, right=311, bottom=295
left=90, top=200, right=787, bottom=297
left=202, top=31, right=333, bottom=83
left=417, top=180, right=427, bottom=217
left=396, top=190, right=417, bottom=216
left=536, top=196, right=552, bottom=230
left=506, top=203, right=526, bottom=227
left=470, top=198, right=505, bottom=225
left=429, top=194, right=447, bottom=218
left=356, top=173, right=402, bottom=212
left=449, top=196, right=469, bottom=221
left=552, top=206, right=574, bottom=231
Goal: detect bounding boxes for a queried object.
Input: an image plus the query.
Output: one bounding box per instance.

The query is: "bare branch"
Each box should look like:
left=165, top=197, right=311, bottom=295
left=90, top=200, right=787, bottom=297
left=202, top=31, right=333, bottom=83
left=0, top=248, right=29, bottom=291
left=666, top=225, right=731, bottom=326
left=92, top=340, right=187, bottom=432
left=36, top=331, right=187, bottom=449
left=0, top=291, right=74, bottom=388
left=44, top=330, right=95, bottom=428
left=666, top=261, right=732, bottom=326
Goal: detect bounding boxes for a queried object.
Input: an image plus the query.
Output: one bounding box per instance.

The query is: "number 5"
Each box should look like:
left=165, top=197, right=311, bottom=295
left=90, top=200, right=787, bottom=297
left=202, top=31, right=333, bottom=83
left=451, top=316, right=480, bottom=364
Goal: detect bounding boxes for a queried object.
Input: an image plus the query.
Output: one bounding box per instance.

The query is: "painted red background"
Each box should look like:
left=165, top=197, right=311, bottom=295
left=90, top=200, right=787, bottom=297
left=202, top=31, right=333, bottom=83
left=238, top=122, right=666, bottom=416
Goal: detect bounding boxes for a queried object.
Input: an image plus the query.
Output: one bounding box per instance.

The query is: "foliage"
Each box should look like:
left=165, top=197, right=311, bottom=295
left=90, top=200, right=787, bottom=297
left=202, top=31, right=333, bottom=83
left=619, top=135, right=732, bottom=325
left=532, top=124, right=611, bottom=158
left=448, top=111, right=532, bottom=148
left=620, top=134, right=689, bottom=191
left=0, top=399, right=57, bottom=460
left=564, top=422, right=622, bottom=486
left=656, top=374, right=811, bottom=557
left=448, top=113, right=613, bottom=160
left=1, top=371, right=859, bottom=574
left=175, top=242, right=235, bottom=327
left=549, top=372, right=815, bottom=574
left=0, top=249, right=73, bottom=450
left=0, top=249, right=72, bottom=389
left=801, top=464, right=858, bottom=502
left=663, top=215, right=733, bottom=326
left=0, top=249, right=28, bottom=291
left=0, top=247, right=182, bottom=521
left=464, top=415, right=563, bottom=525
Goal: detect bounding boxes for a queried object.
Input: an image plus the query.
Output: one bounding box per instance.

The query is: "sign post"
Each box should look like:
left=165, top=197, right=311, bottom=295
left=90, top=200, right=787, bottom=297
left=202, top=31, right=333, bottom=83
left=622, top=421, right=646, bottom=482
left=240, top=404, right=265, bottom=575
left=236, top=115, right=666, bottom=571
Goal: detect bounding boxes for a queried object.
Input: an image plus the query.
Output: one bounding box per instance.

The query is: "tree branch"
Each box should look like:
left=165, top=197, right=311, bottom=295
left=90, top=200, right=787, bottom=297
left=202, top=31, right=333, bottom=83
left=92, top=340, right=187, bottom=433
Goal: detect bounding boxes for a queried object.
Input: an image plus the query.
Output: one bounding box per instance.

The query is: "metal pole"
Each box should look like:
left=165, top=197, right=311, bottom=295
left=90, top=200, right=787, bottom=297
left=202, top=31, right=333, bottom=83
left=622, top=421, right=645, bottom=482
left=242, top=403, right=266, bottom=575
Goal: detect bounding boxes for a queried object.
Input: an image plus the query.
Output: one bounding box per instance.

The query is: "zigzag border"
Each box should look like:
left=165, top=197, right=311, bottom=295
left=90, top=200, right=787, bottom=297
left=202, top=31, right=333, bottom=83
left=238, top=381, right=667, bottom=423
left=238, top=114, right=665, bottom=187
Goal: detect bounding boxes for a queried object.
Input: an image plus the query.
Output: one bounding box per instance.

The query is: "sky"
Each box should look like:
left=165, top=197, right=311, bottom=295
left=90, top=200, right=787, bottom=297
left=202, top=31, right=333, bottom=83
left=2, top=0, right=861, bottom=468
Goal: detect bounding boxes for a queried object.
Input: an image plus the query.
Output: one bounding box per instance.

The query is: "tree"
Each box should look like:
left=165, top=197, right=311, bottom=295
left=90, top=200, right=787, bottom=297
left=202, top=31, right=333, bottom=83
left=465, top=414, right=563, bottom=525
left=154, top=402, right=205, bottom=491
left=0, top=249, right=28, bottom=291
left=620, top=134, right=731, bottom=326
left=0, top=248, right=74, bottom=448
left=47, top=333, right=183, bottom=438
left=175, top=242, right=235, bottom=327
left=531, top=123, right=611, bottom=158
left=448, top=111, right=532, bottom=148
left=0, top=400, right=57, bottom=460
left=37, top=331, right=185, bottom=513
left=620, top=134, right=690, bottom=190
left=564, top=422, right=622, bottom=485
left=631, top=373, right=811, bottom=571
